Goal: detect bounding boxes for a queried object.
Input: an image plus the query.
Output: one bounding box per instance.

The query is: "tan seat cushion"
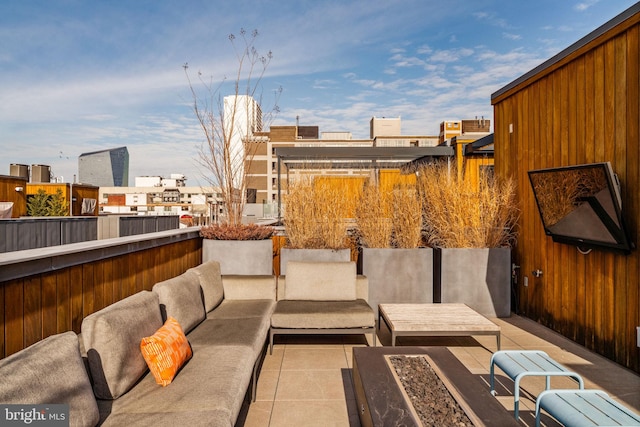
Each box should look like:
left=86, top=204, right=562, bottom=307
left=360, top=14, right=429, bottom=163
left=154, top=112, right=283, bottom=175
left=283, top=261, right=356, bottom=301
left=271, top=299, right=375, bottom=329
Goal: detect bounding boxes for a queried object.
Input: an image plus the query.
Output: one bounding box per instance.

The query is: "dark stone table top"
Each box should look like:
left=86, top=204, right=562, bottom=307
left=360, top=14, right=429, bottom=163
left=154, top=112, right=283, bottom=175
left=352, top=346, right=520, bottom=427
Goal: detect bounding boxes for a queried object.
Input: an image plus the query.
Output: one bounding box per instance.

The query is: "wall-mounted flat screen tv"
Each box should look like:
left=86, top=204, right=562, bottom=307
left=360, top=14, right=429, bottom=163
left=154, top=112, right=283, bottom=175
left=528, top=162, right=634, bottom=254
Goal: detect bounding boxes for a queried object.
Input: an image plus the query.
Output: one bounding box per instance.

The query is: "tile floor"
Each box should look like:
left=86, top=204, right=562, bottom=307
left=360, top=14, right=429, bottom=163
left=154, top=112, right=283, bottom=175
left=241, top=314, right=640, bottom=427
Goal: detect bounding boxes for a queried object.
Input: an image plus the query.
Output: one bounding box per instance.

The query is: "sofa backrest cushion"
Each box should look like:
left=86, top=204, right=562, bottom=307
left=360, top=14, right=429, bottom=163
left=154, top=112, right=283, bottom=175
left=222, top=275, right=277, bottom=300
left=0, top=331, right=100, bottom=427
left=283, top=261, right=357, bottom=301
left=187, top=261, right=224, bottom=312
left=82, top=291, right=163, bottom=400
left=153, top=271, right=205, bottom=333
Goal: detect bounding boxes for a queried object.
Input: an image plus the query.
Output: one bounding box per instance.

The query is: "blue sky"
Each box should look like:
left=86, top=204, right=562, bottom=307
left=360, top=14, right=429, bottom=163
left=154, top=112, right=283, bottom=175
left=0, top=0, right=637, bottom=185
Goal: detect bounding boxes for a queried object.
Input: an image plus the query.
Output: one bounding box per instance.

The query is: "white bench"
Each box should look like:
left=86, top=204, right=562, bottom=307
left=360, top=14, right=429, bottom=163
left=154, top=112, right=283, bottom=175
left=490, top=350, right=584, bottom=419
left=536, top=389, right=640, bottom=427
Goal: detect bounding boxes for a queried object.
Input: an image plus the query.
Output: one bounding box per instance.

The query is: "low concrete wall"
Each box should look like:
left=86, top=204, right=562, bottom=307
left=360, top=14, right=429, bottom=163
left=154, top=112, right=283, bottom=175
left=280, top=248, right=351, bottom=275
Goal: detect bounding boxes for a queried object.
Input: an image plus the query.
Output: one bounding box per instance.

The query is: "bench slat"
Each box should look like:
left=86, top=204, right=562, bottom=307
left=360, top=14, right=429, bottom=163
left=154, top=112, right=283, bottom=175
left=494, top=351, right=569, bottom=377
left=537, top=390, right=640, bottom=427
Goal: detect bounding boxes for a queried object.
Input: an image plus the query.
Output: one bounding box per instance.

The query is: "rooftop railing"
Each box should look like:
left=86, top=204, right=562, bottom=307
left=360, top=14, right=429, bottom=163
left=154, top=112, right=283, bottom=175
left=0, top=227, right=202, bottom=359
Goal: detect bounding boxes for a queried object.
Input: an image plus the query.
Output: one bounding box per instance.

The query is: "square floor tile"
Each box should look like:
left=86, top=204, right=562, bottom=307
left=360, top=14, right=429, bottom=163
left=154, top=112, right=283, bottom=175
left=275, top=369, right=348, bottom=401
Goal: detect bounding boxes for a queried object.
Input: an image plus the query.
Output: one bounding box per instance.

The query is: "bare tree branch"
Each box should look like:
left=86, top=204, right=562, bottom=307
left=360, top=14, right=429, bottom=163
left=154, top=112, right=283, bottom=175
left=184, top=29, right=280, bottom=225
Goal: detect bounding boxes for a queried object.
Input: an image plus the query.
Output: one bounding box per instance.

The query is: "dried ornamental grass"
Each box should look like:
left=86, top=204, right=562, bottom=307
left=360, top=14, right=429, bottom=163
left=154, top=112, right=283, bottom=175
left=283, top=175, right=352, bottom=249
left=417, top=162, right=518, bottom=248
left=391, top=186, right=423, bottom=249
left=355, top=184, right=393, bottom=248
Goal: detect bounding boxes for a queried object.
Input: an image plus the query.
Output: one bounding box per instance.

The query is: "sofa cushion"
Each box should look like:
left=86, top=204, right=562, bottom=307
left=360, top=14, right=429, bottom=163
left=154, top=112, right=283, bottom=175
left=153, top=272, right=205, bottom=334
left=100, top=409, right=232, bottom=427
left=98, top=344, right=255, bottom=427
left=141, top=317, right=192, bottom=386
left=187, top=316, right=270, bottom=358
left=82, top=291, right=163, bottom=400
left=187, top=261, right=224, bottom=312
left=271, top=299, right=375, bottom=329
left=222, top=275, right=277, bottom=300
left=0, top=331, right=100, bottom=427
left=283, top=261, right=357, bottom=301
left=207, top=299, right=275, bottom=321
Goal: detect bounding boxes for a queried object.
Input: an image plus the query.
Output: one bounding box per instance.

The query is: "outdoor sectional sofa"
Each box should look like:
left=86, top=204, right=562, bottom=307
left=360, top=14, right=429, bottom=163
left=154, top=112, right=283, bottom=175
left=0, top=260, right=276, bottom=427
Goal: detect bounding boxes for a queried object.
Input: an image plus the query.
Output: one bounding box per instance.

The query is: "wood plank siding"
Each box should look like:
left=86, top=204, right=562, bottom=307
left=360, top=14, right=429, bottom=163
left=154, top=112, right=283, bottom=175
left=0, top=231, right=202, bottom=359
left=492, top=5, right=640, bottom=372
left=0, top=176, right=29, bottom=217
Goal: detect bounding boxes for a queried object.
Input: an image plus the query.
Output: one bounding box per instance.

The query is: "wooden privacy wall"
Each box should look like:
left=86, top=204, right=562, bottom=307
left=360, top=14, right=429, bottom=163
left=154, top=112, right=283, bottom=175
left=0, top=176, right=28, bottom=217
left=0, top=236, right=202, bottom=359
left=492, top=9, right=640, bottom=372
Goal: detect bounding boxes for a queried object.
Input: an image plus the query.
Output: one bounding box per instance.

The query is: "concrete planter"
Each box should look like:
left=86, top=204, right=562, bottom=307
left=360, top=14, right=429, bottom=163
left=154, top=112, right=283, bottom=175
left=202, top=239, right=273, bottom=275
left=362, top=247, right=433, bottom=318
left=434, top=247, right=511, bottom=317
left=279, top=248, right=351, bottom=275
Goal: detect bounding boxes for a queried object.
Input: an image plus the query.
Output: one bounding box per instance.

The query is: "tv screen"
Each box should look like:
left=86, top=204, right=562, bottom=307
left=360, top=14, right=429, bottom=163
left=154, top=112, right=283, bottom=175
left=528, top=162, right=634, bottom=254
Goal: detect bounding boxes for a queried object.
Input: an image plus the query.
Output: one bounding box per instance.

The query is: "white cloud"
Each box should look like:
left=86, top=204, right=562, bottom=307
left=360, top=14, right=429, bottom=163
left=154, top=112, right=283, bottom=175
left=429, top=48, right=474, bottom=63
left=416, top=45, right=433, bottom=55
left=503, top=32, right=522, bottom=41
left=473, top=11, right=511, bottom=29
left=575, top=1, right=600, bottom=11
left=390, top=53, right=426, bottom=68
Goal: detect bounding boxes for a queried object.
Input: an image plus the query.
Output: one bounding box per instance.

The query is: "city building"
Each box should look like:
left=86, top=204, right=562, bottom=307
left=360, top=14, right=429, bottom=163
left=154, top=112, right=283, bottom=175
left=246, top=124, right=374, bottom=204
left=99, top=175, right=221, bottom=225
left=370, top=116, right=402, bottom=138
left=78, top=146, right=129, bottom=187
left=245, top=117, right=489, bottom=204
left=224, top=95, right=262, bottom=188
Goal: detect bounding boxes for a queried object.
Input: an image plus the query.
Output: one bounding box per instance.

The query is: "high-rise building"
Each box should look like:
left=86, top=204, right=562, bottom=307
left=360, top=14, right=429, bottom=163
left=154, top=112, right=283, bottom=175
left=223, top=95, right=262, bottom=189
left=78, top=146, right=129, bottom=187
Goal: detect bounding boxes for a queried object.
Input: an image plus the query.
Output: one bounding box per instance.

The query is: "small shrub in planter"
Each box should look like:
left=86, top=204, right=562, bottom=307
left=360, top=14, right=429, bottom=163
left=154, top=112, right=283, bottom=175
left=200, top=223, right=274, bottom=241
left=201, top=223, right=275, bottom=275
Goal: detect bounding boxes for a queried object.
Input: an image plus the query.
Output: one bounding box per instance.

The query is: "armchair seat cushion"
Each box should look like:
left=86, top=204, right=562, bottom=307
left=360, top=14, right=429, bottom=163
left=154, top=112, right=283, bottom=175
left=271, top=299, right=375, bottom=329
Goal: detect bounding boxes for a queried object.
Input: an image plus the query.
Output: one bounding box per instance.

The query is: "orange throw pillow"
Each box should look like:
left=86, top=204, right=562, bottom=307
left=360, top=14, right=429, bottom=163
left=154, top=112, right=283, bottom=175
left=140, top=317, right=192, bottom=386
